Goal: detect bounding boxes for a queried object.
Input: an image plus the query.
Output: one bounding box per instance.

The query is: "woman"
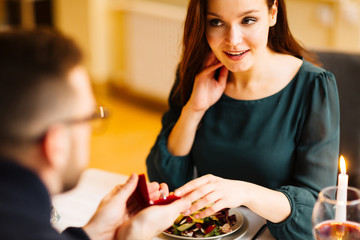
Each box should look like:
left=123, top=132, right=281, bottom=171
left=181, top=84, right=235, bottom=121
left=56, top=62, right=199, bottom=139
left=146, top=0, right=339, bottom=238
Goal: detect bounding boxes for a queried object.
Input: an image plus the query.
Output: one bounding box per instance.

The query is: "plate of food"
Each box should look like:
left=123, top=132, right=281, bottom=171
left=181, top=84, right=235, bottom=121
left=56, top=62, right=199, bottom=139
left=162, top=208, right=244, bottom=239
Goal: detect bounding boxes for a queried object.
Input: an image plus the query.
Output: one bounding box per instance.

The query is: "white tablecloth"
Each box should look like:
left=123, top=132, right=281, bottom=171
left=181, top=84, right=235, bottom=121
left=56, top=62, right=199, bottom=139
left=53, top=168, right=275, bottom=239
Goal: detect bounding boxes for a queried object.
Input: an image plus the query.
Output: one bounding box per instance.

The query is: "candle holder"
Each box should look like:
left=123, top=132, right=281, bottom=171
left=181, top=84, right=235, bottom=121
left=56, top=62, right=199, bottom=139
left=312, top=186, right=360, bottom=240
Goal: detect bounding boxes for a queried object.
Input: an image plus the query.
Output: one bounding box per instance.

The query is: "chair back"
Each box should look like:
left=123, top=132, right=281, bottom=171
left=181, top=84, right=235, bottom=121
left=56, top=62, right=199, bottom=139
left=315, top=51, right=360, bottom=187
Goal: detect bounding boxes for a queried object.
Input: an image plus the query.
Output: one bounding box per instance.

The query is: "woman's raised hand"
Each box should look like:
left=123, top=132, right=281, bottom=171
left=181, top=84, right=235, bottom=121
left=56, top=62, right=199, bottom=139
left=166, top=53, right=228, bottom=156
left=186, top=52, right=228, bottom=113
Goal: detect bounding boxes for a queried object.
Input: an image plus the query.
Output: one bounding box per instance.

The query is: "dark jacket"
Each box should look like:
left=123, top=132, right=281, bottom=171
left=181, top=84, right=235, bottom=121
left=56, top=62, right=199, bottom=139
left=0, top=157, right=90, bottom=240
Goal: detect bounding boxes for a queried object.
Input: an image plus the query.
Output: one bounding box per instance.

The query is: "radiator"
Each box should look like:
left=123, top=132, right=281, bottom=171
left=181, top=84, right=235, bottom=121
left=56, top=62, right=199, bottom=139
left=115, top=1, right=187, bottom=102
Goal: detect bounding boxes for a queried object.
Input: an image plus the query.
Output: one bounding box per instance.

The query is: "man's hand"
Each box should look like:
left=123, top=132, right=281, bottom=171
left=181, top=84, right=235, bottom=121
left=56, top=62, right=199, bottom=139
left=83, top=174, right=138, bottom=240
left=116, top=198, right=191, bottom=240
left=82, top=174, right=174, bottom=240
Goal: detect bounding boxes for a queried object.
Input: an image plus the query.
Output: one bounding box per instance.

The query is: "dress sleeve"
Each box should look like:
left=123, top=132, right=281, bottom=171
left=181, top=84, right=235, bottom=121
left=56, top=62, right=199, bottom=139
left=146, top=70, right=194, bottom=190
left=267, top=71, right=340, bottom=239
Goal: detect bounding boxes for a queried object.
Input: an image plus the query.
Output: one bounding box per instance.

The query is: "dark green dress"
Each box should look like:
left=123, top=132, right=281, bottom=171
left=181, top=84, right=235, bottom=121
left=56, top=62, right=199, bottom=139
left=146, top=60, right=340, bottom=239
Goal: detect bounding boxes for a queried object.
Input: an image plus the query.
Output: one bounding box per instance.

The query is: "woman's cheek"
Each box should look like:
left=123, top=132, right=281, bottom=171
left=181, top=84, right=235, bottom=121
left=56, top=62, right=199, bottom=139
left=206, top=28, right=224, bottom=49
left=206, top=31, right=225, bottom=62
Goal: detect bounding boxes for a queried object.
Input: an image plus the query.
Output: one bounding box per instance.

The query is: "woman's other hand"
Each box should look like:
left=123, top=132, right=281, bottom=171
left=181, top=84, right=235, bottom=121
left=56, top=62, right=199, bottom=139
left=174, top=174, right=248, bottom=219
left=174, top=174, right=291, bottom=223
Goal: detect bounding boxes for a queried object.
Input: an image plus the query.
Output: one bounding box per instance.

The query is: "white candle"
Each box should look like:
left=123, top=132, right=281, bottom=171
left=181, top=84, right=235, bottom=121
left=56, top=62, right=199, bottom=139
left=335, top=156, right=348, bottom=222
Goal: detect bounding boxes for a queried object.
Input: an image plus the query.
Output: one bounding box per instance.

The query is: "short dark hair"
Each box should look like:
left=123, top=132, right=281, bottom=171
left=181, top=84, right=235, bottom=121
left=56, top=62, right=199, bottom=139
left=0, top=28, right=83, bottom=146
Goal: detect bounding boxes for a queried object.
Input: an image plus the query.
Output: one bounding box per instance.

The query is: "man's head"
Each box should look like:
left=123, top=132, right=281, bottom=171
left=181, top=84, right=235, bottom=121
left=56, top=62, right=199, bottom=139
left=0, top=28, right=97, bottom=193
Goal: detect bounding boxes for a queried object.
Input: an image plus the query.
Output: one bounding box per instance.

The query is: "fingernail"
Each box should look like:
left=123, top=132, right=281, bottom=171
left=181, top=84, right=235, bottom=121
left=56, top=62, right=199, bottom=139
left=128, top=173, right=136, bottom=182
left=159, top=189, right=167, bottom=200
left=174, top=190, right=181, bottom=196
left=183, top=210, right=190, bottom=215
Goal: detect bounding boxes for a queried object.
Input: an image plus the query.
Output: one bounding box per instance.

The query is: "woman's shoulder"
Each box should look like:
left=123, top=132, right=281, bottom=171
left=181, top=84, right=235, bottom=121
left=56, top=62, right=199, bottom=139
left=277, top=53, right=331, bottom=76
left=301, top=60, right=331, bottom=75
left=297, top=57, right=337, bottom=81
left=293, top=59, right=337, bottom=96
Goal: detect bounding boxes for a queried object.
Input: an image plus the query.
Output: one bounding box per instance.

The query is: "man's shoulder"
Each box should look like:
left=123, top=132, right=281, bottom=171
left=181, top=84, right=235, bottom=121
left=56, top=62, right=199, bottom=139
left=0, top=216, right=65, bottom=240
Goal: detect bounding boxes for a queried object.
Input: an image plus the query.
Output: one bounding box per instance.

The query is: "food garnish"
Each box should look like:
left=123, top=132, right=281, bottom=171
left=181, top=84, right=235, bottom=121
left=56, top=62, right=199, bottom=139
left=165, top=208, right=236, bottom=237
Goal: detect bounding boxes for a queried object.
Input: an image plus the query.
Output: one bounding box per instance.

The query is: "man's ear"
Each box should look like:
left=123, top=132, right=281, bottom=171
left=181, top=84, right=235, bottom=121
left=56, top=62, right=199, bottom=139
left=42, top=124, right=70, bottom=169
left=269, top=0, right=278, bottom=27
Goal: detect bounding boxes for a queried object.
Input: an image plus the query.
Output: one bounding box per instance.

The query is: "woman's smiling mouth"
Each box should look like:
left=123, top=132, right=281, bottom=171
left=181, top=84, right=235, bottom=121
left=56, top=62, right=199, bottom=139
left=224, top=50, right=250, bottom=60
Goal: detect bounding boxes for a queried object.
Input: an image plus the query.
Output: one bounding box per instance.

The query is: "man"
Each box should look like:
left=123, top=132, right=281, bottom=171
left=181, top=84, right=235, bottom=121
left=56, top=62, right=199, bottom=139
left=0, top=28, right=190, bottom=240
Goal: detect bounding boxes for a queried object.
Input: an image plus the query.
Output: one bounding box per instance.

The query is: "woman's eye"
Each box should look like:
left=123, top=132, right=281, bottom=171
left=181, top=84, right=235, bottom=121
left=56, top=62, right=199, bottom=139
left=209, top=19, right=223, bottom=27
left=242, top=17, right=257, bottom=25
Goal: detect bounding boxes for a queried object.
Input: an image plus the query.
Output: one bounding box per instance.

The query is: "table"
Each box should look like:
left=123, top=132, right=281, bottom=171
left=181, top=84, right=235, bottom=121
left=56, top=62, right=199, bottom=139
left=53, top=168, right=275, bottom=240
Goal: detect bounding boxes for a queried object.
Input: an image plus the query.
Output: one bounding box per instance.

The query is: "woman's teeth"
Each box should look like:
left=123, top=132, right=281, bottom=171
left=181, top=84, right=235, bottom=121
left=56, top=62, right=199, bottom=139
left=226, top=50, right=247, bottom=56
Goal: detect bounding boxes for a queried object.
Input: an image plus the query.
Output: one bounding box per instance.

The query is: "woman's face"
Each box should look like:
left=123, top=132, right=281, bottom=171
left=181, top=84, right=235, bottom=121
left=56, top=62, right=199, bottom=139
left=206, top=0, right=277, bottom=73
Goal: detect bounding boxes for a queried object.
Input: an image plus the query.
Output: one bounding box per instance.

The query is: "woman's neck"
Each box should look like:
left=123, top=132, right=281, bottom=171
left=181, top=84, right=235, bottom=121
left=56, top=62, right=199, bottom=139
left=224, top=50, right=302, bottom=100
left=225, top=49, right=275, bottom=99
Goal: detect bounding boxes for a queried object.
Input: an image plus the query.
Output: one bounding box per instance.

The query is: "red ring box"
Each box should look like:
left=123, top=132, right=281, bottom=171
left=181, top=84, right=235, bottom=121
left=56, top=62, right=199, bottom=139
left=132, top=174, right=181, bottom=209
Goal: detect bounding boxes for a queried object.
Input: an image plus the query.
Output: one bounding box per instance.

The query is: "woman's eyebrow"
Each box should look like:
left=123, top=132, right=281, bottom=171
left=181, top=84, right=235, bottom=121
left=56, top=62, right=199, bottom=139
left=207, top=9, right=260, bottom=18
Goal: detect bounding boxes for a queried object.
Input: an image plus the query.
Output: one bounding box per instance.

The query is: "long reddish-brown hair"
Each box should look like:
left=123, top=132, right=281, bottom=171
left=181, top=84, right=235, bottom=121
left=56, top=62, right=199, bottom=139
left=176, top=0, right=315, bottom=106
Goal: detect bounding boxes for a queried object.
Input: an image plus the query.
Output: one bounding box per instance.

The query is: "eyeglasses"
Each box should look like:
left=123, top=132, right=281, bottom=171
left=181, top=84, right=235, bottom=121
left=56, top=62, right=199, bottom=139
left=65, top=106, right=109, bottom=134
left=34, top=106, right=109, bottom=142
left=7, top=106, right=110, bottom=145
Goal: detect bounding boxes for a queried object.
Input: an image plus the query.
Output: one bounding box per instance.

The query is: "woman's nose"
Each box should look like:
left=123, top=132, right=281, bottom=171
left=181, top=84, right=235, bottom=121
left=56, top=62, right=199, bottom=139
left=225, top=25, right=243, bottom=46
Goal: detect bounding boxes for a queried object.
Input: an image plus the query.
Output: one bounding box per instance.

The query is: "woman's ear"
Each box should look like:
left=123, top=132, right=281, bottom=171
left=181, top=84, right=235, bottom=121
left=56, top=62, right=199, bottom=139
left=269, top=0, right=278, bottom=27
left=42, top=124, right=70, bottom=169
